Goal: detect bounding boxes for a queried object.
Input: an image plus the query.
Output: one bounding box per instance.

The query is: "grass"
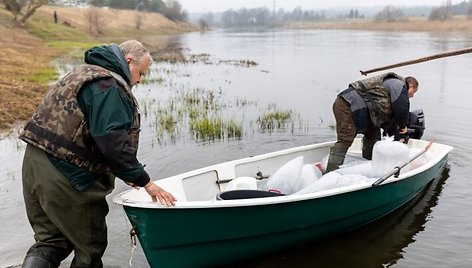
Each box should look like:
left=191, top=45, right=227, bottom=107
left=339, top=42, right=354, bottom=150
left=190, top=117, right=243, bottom=141
left=190, top=117, right=225, bottom=141
left=28, top=66, right=58, bottom=85
left=140, top=82, right=247, bottom=143
left=0, top=4, right=194, bottom=130
left=257, top=106, right=293, bottom=131
left=26, top=15, right=88, bottom=41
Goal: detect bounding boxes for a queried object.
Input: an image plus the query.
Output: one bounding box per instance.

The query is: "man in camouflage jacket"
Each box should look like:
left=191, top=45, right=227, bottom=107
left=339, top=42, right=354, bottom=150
left=19, top=40, right=176, bottom=267
left=325, top=72, right=419, bottom=173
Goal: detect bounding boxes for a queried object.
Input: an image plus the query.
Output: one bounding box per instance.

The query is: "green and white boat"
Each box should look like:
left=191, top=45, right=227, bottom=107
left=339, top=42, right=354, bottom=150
left=112, top=138, right=453, bottom=268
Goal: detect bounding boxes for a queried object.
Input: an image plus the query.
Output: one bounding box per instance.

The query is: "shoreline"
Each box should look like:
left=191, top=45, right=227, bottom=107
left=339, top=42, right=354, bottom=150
left=0, top=5, right=195, bottom=131
left=286, top=16, right=472, bottom=33
left=2, top=12, right=472, bottom=132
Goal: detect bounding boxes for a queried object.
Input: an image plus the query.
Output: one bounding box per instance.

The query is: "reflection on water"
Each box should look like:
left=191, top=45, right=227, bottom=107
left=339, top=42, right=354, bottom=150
left=1, top=29, right=472, bottom=267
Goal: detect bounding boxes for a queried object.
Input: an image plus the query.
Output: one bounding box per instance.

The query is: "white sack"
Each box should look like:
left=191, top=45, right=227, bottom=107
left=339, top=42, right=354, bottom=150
left=406, top=148, right=430, bottom=171
left=295, top=171, right=372, bottom=195
left=265, top=156, right=304, bottom=194
left=371, top=140, right=409, bottom=177
left=337, top=161, right=373, bottom=177
left=294, top=164, right=322, bottom=192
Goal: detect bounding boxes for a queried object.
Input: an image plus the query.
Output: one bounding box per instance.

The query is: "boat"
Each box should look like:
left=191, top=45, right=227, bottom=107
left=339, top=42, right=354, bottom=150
left=112, top=138, right=453, bottom=268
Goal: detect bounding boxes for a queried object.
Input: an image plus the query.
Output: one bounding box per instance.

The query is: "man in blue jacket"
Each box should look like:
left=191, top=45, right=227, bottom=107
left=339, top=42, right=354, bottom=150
left=325, top=73, right=419, bottom=173
left=20, top=40, right=176, bottom=267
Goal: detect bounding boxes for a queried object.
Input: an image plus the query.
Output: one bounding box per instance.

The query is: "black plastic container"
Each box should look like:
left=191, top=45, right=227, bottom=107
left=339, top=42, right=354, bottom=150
left=216, top=189, right=285, bottom=200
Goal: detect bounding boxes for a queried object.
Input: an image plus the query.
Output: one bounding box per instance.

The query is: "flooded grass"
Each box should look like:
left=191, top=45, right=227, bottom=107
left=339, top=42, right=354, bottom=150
left=257, top=105, right=294, bottom=131
left=156, top=49, right=260, bottom=67
left=147, top=89, right=306, bottom=143
left=189, top=117, right=243, bottom=141
left=190, top=117, right=224, bottom=140
left=219, top=59, right=258, bottom=67
left=141, top=76, right=165, bottom=85
left=138, top=57, right=314, bottom=144
left=226, top=119, right=243, bottom=138
left=142, top=84, right=242, bottom=143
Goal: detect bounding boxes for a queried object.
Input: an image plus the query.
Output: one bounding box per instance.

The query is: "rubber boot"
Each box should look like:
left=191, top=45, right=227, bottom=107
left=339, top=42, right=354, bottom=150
left=362, top=137, right=377, bottom=160
left=22, top=255, right=57, bottom=268
left=325, top=146, right=348, bottom=173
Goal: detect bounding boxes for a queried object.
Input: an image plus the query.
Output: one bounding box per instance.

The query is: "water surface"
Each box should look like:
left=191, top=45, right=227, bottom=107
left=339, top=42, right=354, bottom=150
left=1, top=29, right=471, bottom=267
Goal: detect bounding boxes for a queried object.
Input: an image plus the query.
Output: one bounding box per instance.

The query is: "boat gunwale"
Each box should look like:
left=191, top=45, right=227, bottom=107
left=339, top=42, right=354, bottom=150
left=112, top=139, right=453, bottom=209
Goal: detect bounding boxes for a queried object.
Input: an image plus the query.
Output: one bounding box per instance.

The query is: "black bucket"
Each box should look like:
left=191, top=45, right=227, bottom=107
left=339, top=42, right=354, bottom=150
left=216, top=189, right=285, bottom=200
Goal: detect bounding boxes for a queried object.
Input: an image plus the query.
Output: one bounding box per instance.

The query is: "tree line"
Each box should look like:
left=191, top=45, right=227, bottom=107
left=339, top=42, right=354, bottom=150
left=198, top=1, right=472, bottom=29
left=89, top=0, right=186, bottom=22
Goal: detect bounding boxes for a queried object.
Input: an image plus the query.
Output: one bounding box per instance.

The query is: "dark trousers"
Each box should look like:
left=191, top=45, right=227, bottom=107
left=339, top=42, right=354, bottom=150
left=22, top=144, right=114, bottom=267
left=333, top=97, right=357, bottom=151
left=331, top=97, right=381, bottom=163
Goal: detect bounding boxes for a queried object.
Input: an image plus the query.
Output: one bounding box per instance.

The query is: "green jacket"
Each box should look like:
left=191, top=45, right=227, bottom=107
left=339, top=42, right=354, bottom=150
left=20, top=44, right=150, bottom=191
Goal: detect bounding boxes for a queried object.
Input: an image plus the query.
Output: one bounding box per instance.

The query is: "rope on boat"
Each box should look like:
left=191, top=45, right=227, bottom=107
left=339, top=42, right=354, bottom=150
left=129, top=228, right=138, bottom=267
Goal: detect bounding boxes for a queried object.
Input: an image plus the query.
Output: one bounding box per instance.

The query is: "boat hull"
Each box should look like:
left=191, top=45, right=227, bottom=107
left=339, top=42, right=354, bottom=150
left=123, top=155, right=449, bottom=268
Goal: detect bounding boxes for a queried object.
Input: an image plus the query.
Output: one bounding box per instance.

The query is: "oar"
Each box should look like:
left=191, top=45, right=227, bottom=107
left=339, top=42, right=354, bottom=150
left=372, top=139, right=435, bottom=187
left=360, top=47, right=472, bottom=76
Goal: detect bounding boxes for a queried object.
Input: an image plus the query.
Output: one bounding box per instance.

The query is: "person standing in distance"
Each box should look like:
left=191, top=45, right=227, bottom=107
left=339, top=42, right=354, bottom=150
left=19, top=40, right=176, bottom=267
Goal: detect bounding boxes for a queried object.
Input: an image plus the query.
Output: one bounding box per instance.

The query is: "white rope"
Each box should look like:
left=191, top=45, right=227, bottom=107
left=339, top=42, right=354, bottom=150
left=129, top=243, right=136, bottom=267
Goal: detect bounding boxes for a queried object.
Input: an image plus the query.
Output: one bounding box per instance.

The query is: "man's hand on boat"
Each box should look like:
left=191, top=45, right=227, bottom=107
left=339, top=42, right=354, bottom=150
left=143, top=181, right=177, bottom=206
left=394, top=127, right=410, bottom=144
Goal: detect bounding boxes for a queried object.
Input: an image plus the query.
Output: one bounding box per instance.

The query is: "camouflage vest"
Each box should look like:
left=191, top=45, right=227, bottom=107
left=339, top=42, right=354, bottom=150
left=19, top=64, right=140, bottom=174
left=349, top=72, right=404, bottom=128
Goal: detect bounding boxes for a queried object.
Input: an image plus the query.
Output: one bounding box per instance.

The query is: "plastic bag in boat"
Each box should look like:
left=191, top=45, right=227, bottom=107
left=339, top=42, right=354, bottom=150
left=265, top=156, right=304, bottom=195
left=295, top=171, right=371, bottom=195
left=227, top=176, right=258, bottom=191
left=371, top=139, right=409, bottom=177
left=406, top=148, right=430, bottom=171
left=337, top=161, right=372, bottom=177
left=295, top=164, right=322, bottom=192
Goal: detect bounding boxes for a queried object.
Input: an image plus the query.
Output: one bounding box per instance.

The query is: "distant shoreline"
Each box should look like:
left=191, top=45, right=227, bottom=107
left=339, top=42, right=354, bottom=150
left=286, top=16, right=472, bottom=33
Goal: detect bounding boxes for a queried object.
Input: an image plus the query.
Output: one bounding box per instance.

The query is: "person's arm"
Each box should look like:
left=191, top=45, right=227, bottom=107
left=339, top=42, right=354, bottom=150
left=78, top=78, right=176, bottom=205
left=392, top=93, right=409, bottom=131
left=385, top=79, right=410, bottom=130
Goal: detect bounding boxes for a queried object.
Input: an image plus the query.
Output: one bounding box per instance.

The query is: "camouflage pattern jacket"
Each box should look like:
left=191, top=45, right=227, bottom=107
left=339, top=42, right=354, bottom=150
left=338, top=72, right=410, bottom=133
left=20, top=64, right=140, bottom=175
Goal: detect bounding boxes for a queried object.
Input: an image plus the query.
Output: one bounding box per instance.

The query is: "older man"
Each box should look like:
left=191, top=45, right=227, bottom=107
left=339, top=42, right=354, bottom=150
left=20, top=40, right=176, bottom=267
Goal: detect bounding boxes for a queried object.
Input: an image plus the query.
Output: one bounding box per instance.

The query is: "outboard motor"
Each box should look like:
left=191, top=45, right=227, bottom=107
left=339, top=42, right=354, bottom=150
left=407, top=109, right=425, bottom=139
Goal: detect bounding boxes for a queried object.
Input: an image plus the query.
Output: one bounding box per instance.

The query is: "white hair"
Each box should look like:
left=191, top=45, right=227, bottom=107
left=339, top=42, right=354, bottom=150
left=119, top=40, right=152, bottom=65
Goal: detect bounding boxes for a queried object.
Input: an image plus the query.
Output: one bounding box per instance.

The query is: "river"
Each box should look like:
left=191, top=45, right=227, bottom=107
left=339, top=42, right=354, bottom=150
left=1, top=29, right=471, bottom=267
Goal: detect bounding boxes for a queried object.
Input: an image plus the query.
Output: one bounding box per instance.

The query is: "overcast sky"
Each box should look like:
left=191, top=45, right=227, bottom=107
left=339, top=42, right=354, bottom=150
left=178, top=0, right=448, bottom=13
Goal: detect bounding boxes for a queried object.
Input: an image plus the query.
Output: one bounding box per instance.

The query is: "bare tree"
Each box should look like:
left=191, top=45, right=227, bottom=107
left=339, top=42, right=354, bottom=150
left=134, top=11, right=144, bottom=30
left=374, top=5, right=405, bottom=22
left=429, top=0, right=453, bottom=21
left=4, top=0, right=48, bottom=24
left=198, top=18, right=208, bottom=31
left=86, top=7, right=106, bottom=35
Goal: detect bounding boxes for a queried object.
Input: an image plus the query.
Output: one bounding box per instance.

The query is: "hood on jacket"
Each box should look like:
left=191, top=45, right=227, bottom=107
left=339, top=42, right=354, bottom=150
left=84, top=44, right=132, bottom=86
